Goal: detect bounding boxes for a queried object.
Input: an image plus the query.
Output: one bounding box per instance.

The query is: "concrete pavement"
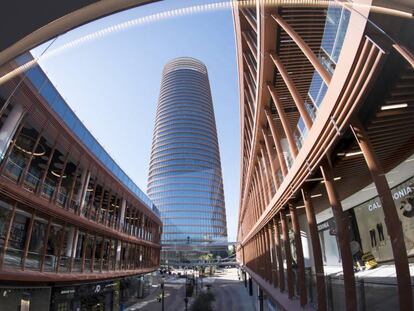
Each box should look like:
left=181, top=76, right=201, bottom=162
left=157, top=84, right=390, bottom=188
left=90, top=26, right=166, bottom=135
left=125, top=268, right=256, bottom=311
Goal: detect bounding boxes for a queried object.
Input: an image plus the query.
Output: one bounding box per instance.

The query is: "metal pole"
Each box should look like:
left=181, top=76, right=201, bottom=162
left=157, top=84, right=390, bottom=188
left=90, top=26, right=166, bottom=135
left=259, top=287, right=264, bottom=311
left=320, top=162, right=357, bottom=311
left=289, top=203, right=307, bottom=306
left=302, top=188, right=327, bottom=311
left=280, top=210, right=294, bottom=298
left=161, top=281, right=165, bottom=311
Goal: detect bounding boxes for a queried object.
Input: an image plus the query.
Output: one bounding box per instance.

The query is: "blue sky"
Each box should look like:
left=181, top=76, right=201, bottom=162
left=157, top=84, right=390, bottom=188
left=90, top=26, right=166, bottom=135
left=33, top=0, right=241, bottom=242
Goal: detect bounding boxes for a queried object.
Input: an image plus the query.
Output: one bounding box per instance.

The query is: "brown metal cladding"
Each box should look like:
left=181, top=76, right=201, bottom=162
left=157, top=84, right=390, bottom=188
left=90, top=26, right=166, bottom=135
left=234, top=1, right=414, bottom=310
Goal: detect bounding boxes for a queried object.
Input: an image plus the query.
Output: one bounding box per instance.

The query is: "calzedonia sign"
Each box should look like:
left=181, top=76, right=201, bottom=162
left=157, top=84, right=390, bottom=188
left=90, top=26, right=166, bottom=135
left=367, top=185, right=412, bottom=212
left=317, top=218, right=337, bottom=235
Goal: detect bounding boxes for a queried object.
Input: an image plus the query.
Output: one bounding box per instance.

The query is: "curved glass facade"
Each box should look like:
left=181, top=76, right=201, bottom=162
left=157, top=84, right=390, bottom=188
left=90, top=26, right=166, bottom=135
left=148, top=57, right=227, bottom=262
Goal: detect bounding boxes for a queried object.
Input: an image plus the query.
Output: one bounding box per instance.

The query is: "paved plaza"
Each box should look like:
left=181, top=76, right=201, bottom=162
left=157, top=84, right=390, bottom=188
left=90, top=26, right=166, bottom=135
left=125, top=268, right=256, bottom=311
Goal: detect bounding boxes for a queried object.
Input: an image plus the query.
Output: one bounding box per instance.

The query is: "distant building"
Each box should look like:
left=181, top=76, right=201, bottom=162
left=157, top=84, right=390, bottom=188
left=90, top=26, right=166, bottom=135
left=148, top=57, right=228, bottom=264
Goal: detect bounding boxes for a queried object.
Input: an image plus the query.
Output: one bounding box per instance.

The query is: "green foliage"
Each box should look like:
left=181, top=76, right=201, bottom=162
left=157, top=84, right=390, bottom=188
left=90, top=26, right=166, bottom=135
left=191, top=291, right=215, bottom=311
left=227, top=245, right=236, bottom=257
left=199, top=253, right=215, bottom=261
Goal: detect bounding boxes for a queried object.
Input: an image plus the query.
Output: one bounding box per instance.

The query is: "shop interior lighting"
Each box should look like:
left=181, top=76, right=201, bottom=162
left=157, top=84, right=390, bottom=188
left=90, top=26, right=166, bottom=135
left=338, top=151, right=363, bottom=157
left=306, top=177, right=323, bottom=182
left=311, top=194, right=322, bottom=198
left=51, top=170, right=67, bottom=178
left=12, top=136, right=46, bottom=156
left=320, top=177, right=342, bottom=183
left=380, top=103, right=408, bottom=110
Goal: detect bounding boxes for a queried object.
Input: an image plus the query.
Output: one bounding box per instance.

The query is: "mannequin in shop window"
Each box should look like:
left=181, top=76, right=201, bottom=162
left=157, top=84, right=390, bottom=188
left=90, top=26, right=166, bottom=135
left=350, top=240, right=364, bottom=271
left=401, top=198, right=414, bottom=218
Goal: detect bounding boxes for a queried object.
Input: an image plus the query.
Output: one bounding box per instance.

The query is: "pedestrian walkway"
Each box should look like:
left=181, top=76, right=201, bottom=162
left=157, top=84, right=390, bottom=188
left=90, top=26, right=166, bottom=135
left=211, top=268, right=256, bottom=311
left=126, top=268, right=256, bottom=311
left=324, top=262, right=414, bottom=283
left=320, top=263, right=414, bottom=311
left=125, top=275, right=192, bottom=311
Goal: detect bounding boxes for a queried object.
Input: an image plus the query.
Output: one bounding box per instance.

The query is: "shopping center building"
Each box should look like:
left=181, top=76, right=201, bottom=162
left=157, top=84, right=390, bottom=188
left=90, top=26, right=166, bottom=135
left=0, top=53, right=162, bottom=311
left=234, top=1, right=413, bottom=310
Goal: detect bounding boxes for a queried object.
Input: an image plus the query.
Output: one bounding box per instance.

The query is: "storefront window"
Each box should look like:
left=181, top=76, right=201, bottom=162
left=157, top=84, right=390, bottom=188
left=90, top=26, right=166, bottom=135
left=41, top=143, right=66, bottom=201
left=26, top=215, right=49, bottom=270
left=82, top=177, right=95, bottom=218
left=72, top=231, right=85, bottom=272
left=354, top=176, right=414, bottom=261
left=44, top=221, right=64, bottom=272
left=91, top=184, right=104, bottom=222
left=4, top=208, right=32, bottom=268
left=57, top=154, right=79, bottom=209
left=108, top=239, right=116, bottom=270
left=102, top=238, right=110, bottom=270
left=318, top=220, right=341, bottom=266
left=120, top=242, right=127, bottom=270
left=0, top=196, right=14, bottom=255
left=84, top=235, right=94, bottom=272
left=94, top=236, right=103, bottom=271
left=58, top=226, right=75, bottom=272
left=0, top=286, right=51, bottom=311
left=3, top=120, right=41, bottom=183
left=23, top=130, right=55, bottom=193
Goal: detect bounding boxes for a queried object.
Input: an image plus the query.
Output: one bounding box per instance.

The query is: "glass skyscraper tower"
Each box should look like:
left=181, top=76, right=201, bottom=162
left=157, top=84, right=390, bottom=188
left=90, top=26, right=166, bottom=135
left=148, top=57, right=228, bottom=263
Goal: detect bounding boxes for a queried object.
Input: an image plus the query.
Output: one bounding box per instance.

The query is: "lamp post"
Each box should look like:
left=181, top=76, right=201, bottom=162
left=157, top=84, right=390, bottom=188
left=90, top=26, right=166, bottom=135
left=160, top=278, right=165, bottom=311
left=194, top=266, right=198, bottom=296
left=184, top=297, right=189, bottom=311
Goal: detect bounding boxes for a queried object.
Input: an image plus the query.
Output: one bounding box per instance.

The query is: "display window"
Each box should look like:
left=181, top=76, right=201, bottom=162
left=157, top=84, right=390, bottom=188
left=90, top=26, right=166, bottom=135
left=353, top=176, right=414, bottom=262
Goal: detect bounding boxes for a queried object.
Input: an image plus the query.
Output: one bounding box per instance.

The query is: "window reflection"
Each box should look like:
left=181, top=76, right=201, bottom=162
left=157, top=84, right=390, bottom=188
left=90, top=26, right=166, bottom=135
left=4, top=208, right=31, bottom=268
left=44, top=221, right=63, bottom=272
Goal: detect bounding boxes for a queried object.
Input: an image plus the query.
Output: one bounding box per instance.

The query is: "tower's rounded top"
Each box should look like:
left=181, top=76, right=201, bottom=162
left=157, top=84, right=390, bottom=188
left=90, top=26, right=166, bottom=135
left=163, top=57, right=207, bottom=75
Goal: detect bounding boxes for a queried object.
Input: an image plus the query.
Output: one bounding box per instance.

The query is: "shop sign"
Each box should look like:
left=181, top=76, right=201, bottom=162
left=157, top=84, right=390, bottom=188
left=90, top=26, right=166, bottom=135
left=77, top=280, right=116, bottom=297
left=317, top=218, right=337, bottom=235
left=367, top=185, right=412, bottom=212
left=54, top=287, right=76, bottom=300
left=368, top=201, right=381, bottom=212
left=317, top=221, right=330, bottom=231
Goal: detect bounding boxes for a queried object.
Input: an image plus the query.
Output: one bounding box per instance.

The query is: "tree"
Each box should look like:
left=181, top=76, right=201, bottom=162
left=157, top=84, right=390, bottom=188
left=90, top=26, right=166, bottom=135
left=190, top=291, right=215, bottom=311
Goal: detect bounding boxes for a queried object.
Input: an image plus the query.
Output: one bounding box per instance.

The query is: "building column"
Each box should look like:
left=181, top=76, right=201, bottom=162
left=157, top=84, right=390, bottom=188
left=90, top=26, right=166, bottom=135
left=351, top=121, right=413, bottom=311
left=267, top=85, right=298, bottom=158
left=249, top=276, right=253, bottom=296
left=263, top=224, right=273, bottom=285
left=273, top=217, right=285, bottom=292
left=264, top=109, right=288, bottom=176
left=280, top=210, right=294, bottom=298
left=320, top=162, right=357, bottom=311
left=0, top=103, right=25, bottom=160
left=261, top=128, right=279, bottom=188
left=258, top=287, right=264, bottom=311
left=289, top=203, right=307, bottom=307
left=260, top=147, right=274, bottom=198
left=258, top=155, right=272, bottom=203
left=78, top=170, right=91, bottom=216
left=270, top=53, right=313, bottom=129
left=267, top=221, right=278, bottom=288
left=261, top=230, right=270, bottom=282
left=301, top=188, right=326, bottom=311
left=271, top=14, right=331, bottom=85
left=65, top=227, right=78, bottom=257
left=119, top=199, right=126, bottom=231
